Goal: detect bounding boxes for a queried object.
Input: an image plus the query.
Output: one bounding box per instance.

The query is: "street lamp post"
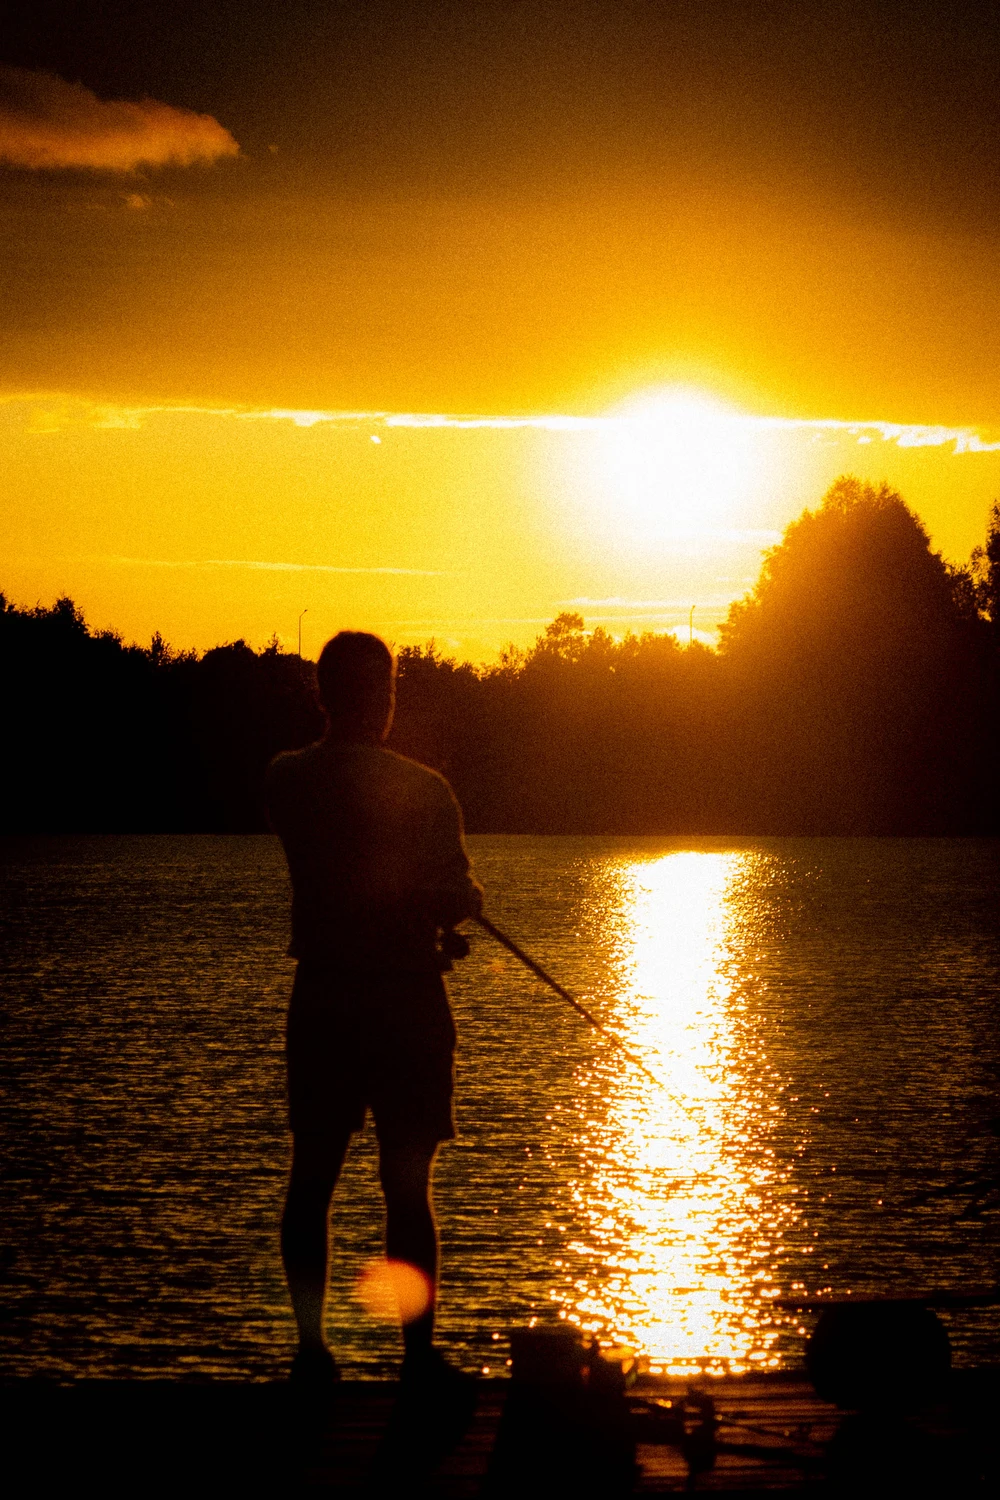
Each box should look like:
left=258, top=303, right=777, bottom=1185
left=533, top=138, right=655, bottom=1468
left=689, top=604, right=696, bottom=646
left=298, top=608, right=308, bottom=658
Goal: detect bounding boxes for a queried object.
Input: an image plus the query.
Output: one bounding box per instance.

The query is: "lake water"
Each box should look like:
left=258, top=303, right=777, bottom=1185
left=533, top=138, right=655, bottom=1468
left=2, top=835, right=998, bottom=1380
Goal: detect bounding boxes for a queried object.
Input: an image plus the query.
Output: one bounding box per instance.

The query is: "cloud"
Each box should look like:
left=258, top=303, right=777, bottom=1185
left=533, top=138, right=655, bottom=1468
left=562, top=597, right=730, bottom=609
left=241, top=407, right=1000, bottom=452
left=5, top=393, right=1000, bottom=455
left=239, top=408, right=595, bottom=431
left=94, top=556, right=450, bottom=577
left=0, top=66, right=239, bottom=172
left=782, top=419, right=1000, bottom=454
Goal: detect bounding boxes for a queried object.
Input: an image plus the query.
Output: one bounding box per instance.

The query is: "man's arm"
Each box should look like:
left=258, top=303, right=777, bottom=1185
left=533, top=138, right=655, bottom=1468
left=424, top=781, right=483, bottom=926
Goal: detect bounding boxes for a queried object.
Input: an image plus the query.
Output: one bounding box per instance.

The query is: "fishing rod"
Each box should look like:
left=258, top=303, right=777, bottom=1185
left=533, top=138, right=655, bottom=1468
left=474, top=913, right=663, bottom=1088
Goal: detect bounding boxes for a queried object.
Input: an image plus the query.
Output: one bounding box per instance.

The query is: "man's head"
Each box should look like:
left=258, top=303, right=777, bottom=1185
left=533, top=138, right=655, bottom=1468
left=316, top=632, right=395, bottom=743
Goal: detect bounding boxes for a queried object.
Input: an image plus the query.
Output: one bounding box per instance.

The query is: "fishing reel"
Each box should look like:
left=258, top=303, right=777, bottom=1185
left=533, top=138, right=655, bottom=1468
left=437, top=925, right=471, bottom=970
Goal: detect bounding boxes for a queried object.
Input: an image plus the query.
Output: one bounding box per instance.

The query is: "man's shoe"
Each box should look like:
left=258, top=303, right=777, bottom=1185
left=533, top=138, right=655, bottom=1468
left=373, top=1349, right=478, bottom=1483
left=289, top=1344, right=341, bottom=1388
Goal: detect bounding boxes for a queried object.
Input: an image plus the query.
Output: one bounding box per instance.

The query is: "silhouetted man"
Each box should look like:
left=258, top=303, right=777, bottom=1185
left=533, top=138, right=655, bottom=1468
left=266, top=631, right=482, bottom=1389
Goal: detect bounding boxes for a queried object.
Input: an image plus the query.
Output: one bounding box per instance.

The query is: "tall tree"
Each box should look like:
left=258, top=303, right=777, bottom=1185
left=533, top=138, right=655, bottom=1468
left=971, top=500, right=1000, bottom=642
left=718, top=478, right=989, bottom=832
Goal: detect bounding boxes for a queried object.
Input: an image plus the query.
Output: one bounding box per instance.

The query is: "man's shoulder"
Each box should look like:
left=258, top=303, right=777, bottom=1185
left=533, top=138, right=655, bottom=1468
left=266, top=740, right=325, bottom=785
left=266, top=741, right=453, bottom=801
left=376, top=747, right=455, bottom=803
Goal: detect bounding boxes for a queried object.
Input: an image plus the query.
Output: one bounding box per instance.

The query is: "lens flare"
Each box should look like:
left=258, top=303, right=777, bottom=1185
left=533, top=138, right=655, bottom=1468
left=353, top=1258, right=433, bottom=1324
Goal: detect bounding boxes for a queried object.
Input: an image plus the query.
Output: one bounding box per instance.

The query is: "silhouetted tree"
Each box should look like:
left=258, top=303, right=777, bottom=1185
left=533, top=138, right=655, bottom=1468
left=971, top=500, right=1000, bottom=643
left=718, top=478, right=994, bottom=832
left=0, top=598, right=320, bottom=832
left=2, top=476, right=997, bottom=834
left=0, top=594, right=169, bottom=830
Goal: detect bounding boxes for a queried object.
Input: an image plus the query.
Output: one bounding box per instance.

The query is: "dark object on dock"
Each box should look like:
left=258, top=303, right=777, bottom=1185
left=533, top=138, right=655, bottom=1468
left=484, top=1328, right=639, bottom=1495
left=484, top=1327, right=721, bottom=1494
left=804, top=1300, right=951, bottom=1409
left=630, top=1388, right=719, bottom=1480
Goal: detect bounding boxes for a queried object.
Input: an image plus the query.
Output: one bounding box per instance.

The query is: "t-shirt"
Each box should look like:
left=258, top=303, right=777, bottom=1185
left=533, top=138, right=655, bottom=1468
left=265, top=738, right=481, bottom=972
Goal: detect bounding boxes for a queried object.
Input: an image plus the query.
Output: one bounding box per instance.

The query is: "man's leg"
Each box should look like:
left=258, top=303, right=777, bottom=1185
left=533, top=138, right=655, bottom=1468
left=378, top=1143, right=439, bottom=1366
left=281, top=1128, right=351, bottom=1357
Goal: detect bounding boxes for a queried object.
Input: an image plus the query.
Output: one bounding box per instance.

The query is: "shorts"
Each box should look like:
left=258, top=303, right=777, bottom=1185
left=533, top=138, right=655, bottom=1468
left=286, top=962, right=456, bottom=1147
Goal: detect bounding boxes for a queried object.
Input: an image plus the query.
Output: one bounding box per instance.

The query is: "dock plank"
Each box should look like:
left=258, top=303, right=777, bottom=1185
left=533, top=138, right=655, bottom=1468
left=3, top=1370, right=997, bottom=1494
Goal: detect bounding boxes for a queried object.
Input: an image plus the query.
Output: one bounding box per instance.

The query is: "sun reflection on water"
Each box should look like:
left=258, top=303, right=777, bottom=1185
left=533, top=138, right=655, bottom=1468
left=560, top=851, right=794, bottom=1374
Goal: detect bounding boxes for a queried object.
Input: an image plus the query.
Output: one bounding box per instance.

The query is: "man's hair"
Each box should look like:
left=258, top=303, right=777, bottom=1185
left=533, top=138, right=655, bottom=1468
left=316, top=632, right=395, bottom=730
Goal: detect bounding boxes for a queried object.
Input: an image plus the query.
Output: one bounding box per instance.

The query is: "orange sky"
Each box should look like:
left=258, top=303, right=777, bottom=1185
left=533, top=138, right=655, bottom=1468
left=3, top=4, right=999, bottom=656
left=4, top=393, right=998, bottom=660
left=4, top=176, right=1000, bottom=428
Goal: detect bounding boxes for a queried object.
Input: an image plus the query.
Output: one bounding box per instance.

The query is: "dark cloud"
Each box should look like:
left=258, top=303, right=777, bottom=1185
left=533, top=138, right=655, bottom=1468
left=3, top=2, right=998, bottom=219
left=0, top=65, right=238, bottom=171
left=1, top=4, right=998, bottom=416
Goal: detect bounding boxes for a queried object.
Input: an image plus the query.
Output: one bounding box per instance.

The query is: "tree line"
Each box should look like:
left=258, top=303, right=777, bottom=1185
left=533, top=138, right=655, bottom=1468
left=3, top=478, right=998, bottom=836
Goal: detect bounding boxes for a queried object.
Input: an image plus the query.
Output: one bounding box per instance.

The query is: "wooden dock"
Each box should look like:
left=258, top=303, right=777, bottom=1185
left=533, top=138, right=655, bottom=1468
left=5, top=1369, right=998, bottom=1494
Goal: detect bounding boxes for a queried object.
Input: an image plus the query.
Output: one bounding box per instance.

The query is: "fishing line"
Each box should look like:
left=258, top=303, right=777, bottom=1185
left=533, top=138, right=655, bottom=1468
left=474, top=913, right=710, bottom=1127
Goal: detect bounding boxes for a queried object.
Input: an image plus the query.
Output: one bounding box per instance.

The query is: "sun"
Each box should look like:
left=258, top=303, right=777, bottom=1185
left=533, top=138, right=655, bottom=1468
left=596, top=387, right=761, bottom=544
